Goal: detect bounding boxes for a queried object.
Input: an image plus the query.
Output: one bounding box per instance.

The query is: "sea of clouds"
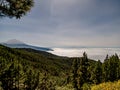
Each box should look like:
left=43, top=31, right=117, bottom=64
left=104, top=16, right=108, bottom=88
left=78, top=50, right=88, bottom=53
left=48, top=48, right=120, bottom=62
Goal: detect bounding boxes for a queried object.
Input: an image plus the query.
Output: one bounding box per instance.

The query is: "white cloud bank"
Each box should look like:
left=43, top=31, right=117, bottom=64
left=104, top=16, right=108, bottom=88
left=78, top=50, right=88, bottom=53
left=49, top=48, right=120, bottom=61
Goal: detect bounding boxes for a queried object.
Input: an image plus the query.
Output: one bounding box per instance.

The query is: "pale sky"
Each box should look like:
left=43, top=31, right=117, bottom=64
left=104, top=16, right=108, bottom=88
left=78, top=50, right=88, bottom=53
left=0, top=0, right=120, bottom=47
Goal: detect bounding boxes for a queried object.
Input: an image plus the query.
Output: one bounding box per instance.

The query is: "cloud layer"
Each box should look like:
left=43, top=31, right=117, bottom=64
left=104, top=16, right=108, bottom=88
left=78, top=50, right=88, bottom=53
left=0, top=0, right=120, bottom=47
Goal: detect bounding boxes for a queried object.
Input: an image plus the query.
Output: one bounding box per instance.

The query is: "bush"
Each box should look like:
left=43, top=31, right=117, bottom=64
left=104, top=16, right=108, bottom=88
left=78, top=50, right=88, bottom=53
left=56, top=84, right=74, bottom=90
left=91, top=80, right=120, bottom=90
left=82, top=83, right=91, bottom=90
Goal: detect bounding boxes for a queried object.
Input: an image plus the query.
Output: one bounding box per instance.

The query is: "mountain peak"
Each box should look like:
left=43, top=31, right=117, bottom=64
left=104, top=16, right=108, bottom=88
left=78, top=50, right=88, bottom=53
left=5, top=39, right=25, bottom=44
left=1, top=39, right=52, bottom=51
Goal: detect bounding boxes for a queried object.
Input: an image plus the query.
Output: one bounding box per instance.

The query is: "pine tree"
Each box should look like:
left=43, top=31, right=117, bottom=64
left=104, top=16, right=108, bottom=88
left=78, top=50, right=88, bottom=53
left=104, top=54, right=109, bottom=61
left=117, top=61, right=120, bottom=80
left=39, top=72, right=55, bottom=90
left=0, top=0, right=34, bottom=18
left=102, top=59, right=109, bottom=82
left=24, top=69, right=39, bottom=90
left=71, top=58, right=79, bottom=90
left=102, top=54, right=119, bottom=82
left=71, top=52, right=90, bottom=90
left=0, top=61, right=23, bottom=90
left=90, top=60, right=102, bottom=84
left=108, top=54, right=119, bottom=81
left=78, top=52, right=90, bottom=90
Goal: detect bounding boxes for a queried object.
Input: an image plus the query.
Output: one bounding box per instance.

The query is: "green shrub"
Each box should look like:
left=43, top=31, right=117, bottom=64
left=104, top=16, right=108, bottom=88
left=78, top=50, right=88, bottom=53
left=82, top=83, right=91, bottom=90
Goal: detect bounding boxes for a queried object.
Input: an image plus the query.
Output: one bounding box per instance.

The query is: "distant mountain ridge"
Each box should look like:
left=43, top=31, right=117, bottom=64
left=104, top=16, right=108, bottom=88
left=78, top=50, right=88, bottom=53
left=5, top=39, right=25, bottom=44
left=1, top=39, right=53, bottom=51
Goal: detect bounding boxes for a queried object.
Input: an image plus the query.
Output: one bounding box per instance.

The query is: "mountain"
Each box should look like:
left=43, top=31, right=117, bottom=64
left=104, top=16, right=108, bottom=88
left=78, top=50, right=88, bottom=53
left=1, top=39, right=53, bottom=51
left=5, top=39, right=25, bottom=44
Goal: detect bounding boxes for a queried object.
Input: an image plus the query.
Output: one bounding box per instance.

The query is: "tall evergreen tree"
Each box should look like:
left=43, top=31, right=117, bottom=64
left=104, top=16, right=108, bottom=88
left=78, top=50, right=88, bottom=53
left=104, top=54, right=109, bottom=61
left=71, top=58, right=79, bottom=90
left=77, top=52, right=89, bottom=90
left=117, top=61, right=120, bottom=80
left=102, top=54, right=119, bottom=82
left=90, top=60, right=102, bottom=84
left=108, top=54, right=119, bottom=81
left=71, top=52, right=90, bottom=90
left=24, top=69, right=39, bottom=90
left=0, top=61, right=23, bottom=90
left=39, top=72, right=55, bottom=90
left=102, top=59, right=109, bottom=82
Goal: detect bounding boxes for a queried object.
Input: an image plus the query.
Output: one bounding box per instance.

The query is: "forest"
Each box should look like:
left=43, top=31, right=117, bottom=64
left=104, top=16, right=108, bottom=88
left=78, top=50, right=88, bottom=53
left=0, top=44, right=120, bottom=90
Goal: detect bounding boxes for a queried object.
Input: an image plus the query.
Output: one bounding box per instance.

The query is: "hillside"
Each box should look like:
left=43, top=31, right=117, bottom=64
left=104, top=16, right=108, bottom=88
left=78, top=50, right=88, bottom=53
left=0, top=44, right=72, bottom=76
left=0, top=44, right=75, bottom=89
left=0, top=44, right=103, bottom=90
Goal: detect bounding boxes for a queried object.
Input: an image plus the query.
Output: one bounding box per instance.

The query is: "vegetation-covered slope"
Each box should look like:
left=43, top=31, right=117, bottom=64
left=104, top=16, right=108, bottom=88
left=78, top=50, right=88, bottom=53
left=0, top=44, right=75, bottom=90
left=0, top=44, right=72, bottom=76
left=1, top=44, right=120, bottom=90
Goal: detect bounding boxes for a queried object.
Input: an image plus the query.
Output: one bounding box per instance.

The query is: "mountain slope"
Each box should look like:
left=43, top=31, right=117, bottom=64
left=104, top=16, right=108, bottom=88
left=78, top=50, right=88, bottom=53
left=0, top=44, right=72, bottom=76
left=0, top=44, right=98, bottom=89
left=1, top=39, right=52, bottom=51
left=5, top=39, right=25, bottom=44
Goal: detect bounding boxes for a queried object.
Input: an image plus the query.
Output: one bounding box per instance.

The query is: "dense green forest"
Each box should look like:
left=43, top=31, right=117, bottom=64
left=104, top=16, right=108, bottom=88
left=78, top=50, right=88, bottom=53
left=0, top=44, right=120, bottom=90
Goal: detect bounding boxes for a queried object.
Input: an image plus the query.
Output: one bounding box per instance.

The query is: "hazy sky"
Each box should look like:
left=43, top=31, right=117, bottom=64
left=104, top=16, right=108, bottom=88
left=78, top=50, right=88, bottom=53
left=0, top=0, right=120, bottom=47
